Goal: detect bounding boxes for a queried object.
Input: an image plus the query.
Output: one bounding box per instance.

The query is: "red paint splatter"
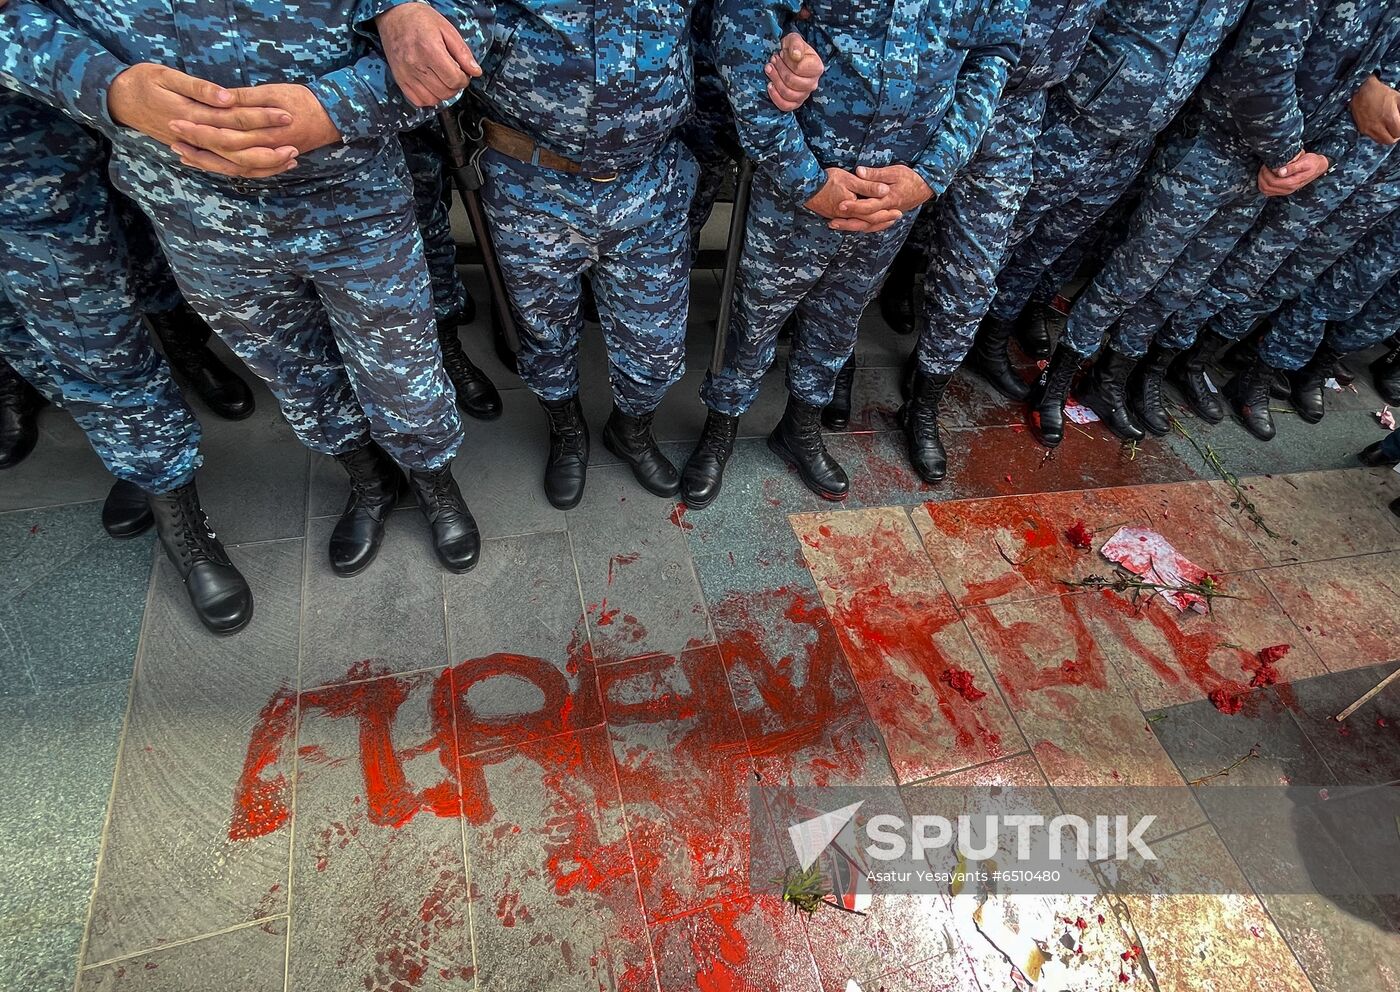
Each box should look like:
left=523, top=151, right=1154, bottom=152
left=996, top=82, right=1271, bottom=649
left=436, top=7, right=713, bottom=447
left=669, top=504, right=694, bottom=531
left=1065, top=520, right=1093, bottom=549
left=1209, top=688, right=1244, bottom=715
left=606, top=552, right=640, bottom=586
left=940, top=667, right=988, bottom=702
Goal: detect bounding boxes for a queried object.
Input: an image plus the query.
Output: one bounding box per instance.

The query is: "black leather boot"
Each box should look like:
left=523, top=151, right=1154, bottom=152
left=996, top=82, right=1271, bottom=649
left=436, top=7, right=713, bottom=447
left=681, top=410, right=739, bottom=510
left=438, top=317, right=502, bottom=421
left=0, top=360, right=45, bottom=470
left=603, top=407, right=681, bottom=498
left=148, top=302, right=255, bottom=421
left=1010, top=302, right=1053, bottom=359
left=409, top=465, right=480, bottom=573
left=1224, top=349, right=1277, bottom=441
left=877, top=246, right=921, bottom=336
left=1029, top=344, right=1084, bottom=448
left=1166, top=333, right=1225, bottom=423
left=330, top=444, right=406, bottom=577
left=967, top=313, right=1032, bottom=401
left=899, top=370, right=952, bottom=483
left=1372, top=344, right=1400, bottom=405
left=102, top=479, right=154, bottom=539
left=1129, top=341, right=1178, bottom=437
left=149, top=481, right=253, bottom=635
left=1359, top=439, right=1396, bottom=467
left=540, top=396, right=589, bottom=509
left=1077, top=346, right=1145, bottom=442
left=821, top=360, right=855, bottom=430
left=768, top=395, right=848, bottom=500
left=1289, top=344, right=1341, bottom=424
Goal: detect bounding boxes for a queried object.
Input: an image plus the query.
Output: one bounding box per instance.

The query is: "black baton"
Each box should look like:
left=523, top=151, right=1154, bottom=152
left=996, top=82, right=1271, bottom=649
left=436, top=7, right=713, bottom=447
left=438, top=105, right=521, bottom=355
left=712, top=155, right=756, bottom=376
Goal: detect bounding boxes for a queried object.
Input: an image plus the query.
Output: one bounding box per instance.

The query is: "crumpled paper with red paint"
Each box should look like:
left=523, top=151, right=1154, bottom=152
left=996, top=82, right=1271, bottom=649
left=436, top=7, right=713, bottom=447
left=1099, top=526, right=1209, bottom=614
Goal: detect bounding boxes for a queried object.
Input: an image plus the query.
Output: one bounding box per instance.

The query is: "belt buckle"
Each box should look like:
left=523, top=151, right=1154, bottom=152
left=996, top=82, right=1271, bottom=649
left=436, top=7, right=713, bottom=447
left=591, top=170, right=619, bottom=183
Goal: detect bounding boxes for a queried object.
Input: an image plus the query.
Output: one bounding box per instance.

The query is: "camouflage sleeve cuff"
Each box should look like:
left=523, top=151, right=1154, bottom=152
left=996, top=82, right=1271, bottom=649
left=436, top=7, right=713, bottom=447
left=911, top=161, right=952, bottom=199
left=308, top=60, right=433, bottom=143
left=788, top=151, right=827, bottom=209
left=67, top=47, right=130, bottom=136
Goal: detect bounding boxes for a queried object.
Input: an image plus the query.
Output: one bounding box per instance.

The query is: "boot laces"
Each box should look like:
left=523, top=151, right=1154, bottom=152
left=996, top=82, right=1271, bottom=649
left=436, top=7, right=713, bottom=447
left=547, top=404, right=586, bottom=457
left=169, top=487, right=223, bottom=569
left=439, top=329, right=479, bottom=385
left=697, top=415, right=738, bottom=460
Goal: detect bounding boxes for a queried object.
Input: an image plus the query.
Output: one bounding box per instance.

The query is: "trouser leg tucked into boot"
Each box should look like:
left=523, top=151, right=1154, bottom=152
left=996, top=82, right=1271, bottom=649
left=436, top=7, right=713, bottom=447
left=1288, top=343, right=1341, bottom=425
left=821, top=360, right=855, bottom=431
left=681, top=409, right=739, bottom=510
left=540, top=396, right=589, bottom=510
left=899, top=370, right=952, bottom=483
left=967, top=312, right=1031, bottom=401
left=148, top=302, right=256, bottom=421
left=330, top=443, right=406, bottom=577
left=1372, top=343, right=1400, bottom=405
left=438, top=317, right=502, bottom=421
left=1076, top=346, right=1144, bottom=442
left=1166, top=332, right=1225, bottom=424
left=768, top=395, right=848, bottom=500
left=409, top=464, right=480, bottom=573
left=1029, top=345, right=1084, bottom=448
left=102, top=479, right=155, bottom=539
left=149, top=480, right=254, bottom=635
left=603, top=407, right=680, bottom=498
left=1224, top=349, right=1278, bottom=441
left=0, top=360, right=46, bottom=470
left=1129, top=341, right=1179, bottom=437
left=877, top=245, right=921, bottom=336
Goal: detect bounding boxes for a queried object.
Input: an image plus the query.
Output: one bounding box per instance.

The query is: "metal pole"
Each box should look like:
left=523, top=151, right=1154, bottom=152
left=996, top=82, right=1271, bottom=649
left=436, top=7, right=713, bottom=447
left=438, top=106, right=521, bottom=355
left=711, top=155, right=756, bottom=376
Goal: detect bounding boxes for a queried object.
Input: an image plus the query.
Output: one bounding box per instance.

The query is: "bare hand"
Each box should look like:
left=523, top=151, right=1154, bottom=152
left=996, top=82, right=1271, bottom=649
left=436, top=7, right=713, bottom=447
left=168, top=83, right=340, bottom=177
left=107, top=63, right=300, bottom=177
left=766, top=32, right=824, bottom=112
left=1351, top=74, right=1400, bottom=145
left=805, top=168, right=895, bottom=227
left=377, top=1, right=481, bottom=107
left=1257, top=150, right=1329, bottom=196
left=823, top=164, right=932, bottom=233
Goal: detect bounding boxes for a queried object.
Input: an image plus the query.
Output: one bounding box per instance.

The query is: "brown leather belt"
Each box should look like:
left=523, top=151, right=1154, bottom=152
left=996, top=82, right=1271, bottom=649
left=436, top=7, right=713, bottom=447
left=481, top=120, right=619, bottom=182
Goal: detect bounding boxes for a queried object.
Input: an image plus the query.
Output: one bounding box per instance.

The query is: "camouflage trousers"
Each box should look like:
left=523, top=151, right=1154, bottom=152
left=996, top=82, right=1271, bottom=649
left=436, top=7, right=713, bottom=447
left=702, top=164, right=919, bottom=415
left=988, top=104, right=1155, bottom=322
left=480, top=138, right=697, bottom=415
left=1263, top=213, right=1400, bottom=369
left=114, top=144, right=463, bottom=471
left=913, top=89, right=1044, bottom=375
left=679, top=65, right=741, bottom=266
left=1329, top=272, right=1400, bottom=356
left=400, top=121, right=473, bottom=323
left=0, top=96, right=200, bottom=493
left=1156, top=129, right=1395, bottom=352
left=1203, top=146, right=1400, bottom=357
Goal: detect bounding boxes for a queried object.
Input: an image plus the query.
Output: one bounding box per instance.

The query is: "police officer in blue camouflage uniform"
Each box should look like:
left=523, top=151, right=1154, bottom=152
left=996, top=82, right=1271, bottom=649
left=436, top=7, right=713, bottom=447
left=1151, top=119, right=1397, bottom=428
left=0, top=87, right=246, bottom=630
left=1049, top=0, right=1400, bottom=445
left=986, top=0, right=1250, bottom=384
left=1254, top=209, right=1400, bottom=424
left=397, top=120, right=502, bottom=420
left=886, top=0, right=1108, bottom=484
left=681, top=0, right=1026, bottom=505
left=3, top=0, right=488, bottom=618
left=467, top=1, right=819, bottom=511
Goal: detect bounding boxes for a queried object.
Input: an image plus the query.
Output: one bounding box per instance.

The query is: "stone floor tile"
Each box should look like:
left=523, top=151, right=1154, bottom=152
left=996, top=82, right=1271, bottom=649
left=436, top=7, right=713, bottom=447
left=568, top=466, right=712, bottom=664
left=301, top=514, right=448, bottom=688
left=1263, top=551, right=1400, bottom=672
left=0, top=412, right=113, bottom=513
left=289, top=667, right=471, bottom=991
left=79, top=919, right=287, bottom=991
left=0, top=501, right=113, bottom=603
left=464, top=725, right=652, bottom=991
left=0, top=922, right=85, bottom=992
left=1225, top=469, right=1400, bottom=565
left=196, top=399, right=309, bottom=546
left=791, top=507, right=1025, bottom=783
left=83, top=541, right=301, bottom=964
left=1280, top=662, right=1400, bottom=786
left=649, top=896, right=822, bottom=992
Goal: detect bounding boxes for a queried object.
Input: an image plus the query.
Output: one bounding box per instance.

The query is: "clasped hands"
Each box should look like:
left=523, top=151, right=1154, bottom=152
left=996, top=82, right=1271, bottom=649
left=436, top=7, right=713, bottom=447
left=805, top=165, right=932, bottom=233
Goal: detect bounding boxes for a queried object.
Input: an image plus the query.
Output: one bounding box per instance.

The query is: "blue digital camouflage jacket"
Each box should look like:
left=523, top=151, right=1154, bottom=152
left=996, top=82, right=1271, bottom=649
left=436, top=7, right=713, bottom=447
left=716, top=0, right=1028, bottom=206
